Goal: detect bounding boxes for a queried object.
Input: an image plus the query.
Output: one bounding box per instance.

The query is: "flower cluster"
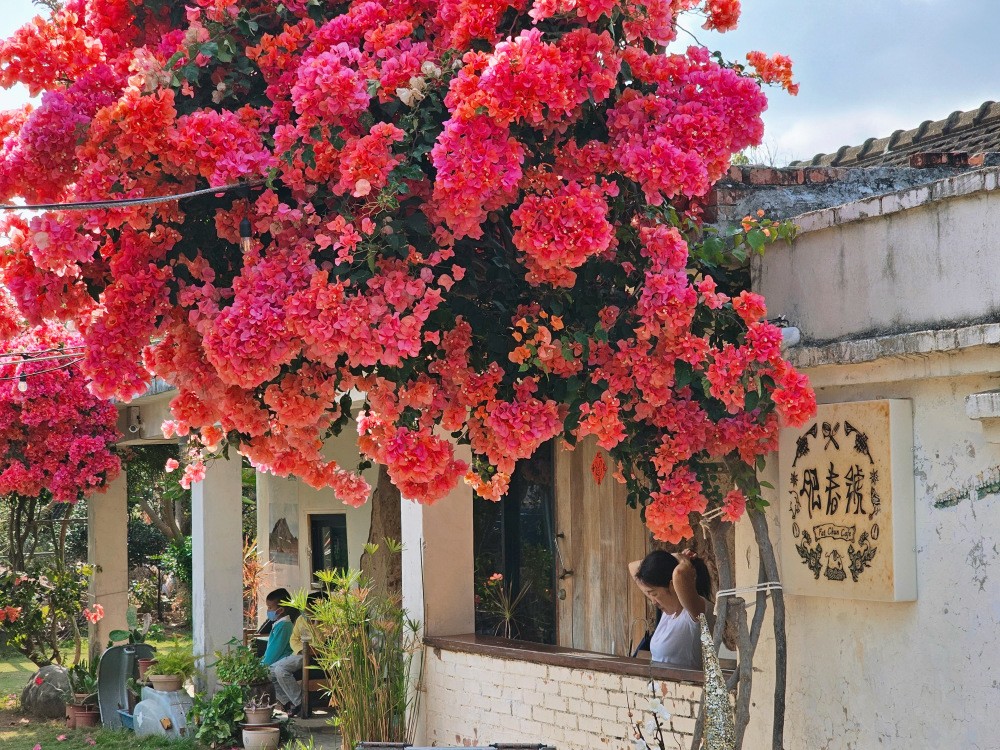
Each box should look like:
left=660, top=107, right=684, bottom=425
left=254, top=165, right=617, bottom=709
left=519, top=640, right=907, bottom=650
left=0, top=323, right=121, bottom=503
left=746, top=50, right=799, bottom=95
left=0, top=0, right=812, bottom=539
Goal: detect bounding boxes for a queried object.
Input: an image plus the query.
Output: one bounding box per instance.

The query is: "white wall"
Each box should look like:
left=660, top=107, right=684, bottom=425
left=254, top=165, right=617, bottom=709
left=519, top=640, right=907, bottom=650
left=742, top=367, right=1000, bottom=748
left=422, top=648, right=700, bottom=750
left=745, top=173, right=1000, bottom=747
left=755, top=170, right=1000, bottom=343
left=255, top=424, right=375, bottom=600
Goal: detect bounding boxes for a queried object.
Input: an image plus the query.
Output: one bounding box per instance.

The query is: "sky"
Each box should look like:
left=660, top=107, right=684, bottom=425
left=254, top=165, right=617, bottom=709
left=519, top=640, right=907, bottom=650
left=1, top=0, right=999, bottom=164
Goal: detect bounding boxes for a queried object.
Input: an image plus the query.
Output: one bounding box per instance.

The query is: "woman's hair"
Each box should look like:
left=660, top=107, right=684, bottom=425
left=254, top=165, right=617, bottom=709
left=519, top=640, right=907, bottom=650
left=636, top=550, right=712, bottom=599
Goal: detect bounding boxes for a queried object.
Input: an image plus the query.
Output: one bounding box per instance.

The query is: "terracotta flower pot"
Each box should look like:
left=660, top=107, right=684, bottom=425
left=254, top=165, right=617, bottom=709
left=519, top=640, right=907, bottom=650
left=147, top=674, right=183, bottom=692
left=65, top=702, right=77, bottom=729
left=137, top=658, right=155, bottom=679
left=242, top=726, right=280, bottom=750
left=74, top=708, right=101, bottom=728
left=244, top=705, right=275, bottom=725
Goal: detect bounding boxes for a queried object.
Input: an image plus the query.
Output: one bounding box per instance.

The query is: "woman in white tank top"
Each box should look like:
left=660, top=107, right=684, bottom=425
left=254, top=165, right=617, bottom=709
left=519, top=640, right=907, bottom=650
left=628, top=550, right=713, bottom=669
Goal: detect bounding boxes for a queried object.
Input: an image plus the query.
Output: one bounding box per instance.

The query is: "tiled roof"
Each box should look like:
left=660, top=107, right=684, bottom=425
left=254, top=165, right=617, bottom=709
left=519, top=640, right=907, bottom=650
left=790, top=100, right=1000, bottom=167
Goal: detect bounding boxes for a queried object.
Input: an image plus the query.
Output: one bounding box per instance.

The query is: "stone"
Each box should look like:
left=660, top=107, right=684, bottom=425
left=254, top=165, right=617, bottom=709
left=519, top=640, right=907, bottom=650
left=21, top=665, right=71, bottom=719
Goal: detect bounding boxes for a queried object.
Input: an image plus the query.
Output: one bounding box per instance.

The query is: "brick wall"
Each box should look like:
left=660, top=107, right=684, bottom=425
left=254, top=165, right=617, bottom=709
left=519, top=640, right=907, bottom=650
left=420, top=647, right=702, bottom=749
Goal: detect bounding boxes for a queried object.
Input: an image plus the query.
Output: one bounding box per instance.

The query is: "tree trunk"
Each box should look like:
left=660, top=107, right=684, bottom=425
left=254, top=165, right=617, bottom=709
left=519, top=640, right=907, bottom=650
left=360, top=465, right=402, bottom=598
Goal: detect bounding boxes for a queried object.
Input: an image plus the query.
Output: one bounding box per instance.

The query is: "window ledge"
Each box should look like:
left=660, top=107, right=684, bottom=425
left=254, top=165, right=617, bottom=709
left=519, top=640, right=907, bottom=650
left=423, top=633, right=716, bottom=684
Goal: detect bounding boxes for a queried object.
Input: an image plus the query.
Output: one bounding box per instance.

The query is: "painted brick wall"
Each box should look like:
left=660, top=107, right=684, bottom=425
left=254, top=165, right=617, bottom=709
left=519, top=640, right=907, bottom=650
left=421, top=648, right=702, bottom=749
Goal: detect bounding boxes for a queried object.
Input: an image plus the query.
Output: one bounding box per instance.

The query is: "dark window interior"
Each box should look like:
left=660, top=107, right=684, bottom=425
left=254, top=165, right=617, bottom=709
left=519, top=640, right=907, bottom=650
left=473, top=443, right=557, bottom=644
left=310, top=513, right=348, bottom=579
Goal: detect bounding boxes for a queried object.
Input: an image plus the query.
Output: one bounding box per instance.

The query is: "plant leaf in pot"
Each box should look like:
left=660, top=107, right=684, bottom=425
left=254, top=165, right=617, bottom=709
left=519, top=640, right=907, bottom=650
left=145, top=638, right=198, bottom=692
left=244, top=694, right=275, bottom=725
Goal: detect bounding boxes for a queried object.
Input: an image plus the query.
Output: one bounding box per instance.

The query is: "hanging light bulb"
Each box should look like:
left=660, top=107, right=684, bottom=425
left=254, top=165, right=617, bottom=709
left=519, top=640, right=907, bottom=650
left=239, top=217, right=253, bottom=253
left=17, top=375, right=27, bottom=393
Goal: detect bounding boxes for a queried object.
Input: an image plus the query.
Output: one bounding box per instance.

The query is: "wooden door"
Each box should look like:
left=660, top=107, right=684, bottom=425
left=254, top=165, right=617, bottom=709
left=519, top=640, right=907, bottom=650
left=554, top=438, right=649, bottom=655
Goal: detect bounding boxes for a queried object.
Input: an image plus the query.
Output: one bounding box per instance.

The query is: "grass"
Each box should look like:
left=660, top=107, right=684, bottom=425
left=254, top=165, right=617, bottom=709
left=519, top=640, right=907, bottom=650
left=0, top=630, right=194, bottom=699
left=0, top=647, right=38, bottom=697
left=0, top=721, right=200, bottom=750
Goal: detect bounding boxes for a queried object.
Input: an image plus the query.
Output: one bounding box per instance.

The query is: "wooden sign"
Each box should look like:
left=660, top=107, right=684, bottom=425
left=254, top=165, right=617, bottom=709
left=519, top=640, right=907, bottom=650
left=778, top=399, right=916, bottom=601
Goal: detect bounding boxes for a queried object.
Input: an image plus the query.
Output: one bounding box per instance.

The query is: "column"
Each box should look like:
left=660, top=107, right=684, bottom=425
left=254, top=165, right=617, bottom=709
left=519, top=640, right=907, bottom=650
left=191, top=456, right=244, bottom=690
left=400, top=457, right=475, bottom=637
left=88, top=471, right=129, bottom=664
left=400, top=446, right=474, bottom=746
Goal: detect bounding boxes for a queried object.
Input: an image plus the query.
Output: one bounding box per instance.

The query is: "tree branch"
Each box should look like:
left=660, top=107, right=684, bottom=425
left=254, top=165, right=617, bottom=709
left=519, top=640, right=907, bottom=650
left=750, top=509, right=786, bottom=750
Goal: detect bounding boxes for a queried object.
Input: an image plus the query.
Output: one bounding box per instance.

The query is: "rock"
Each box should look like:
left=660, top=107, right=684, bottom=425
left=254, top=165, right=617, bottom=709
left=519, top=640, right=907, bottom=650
left=20, top=665, right=70, bottom=718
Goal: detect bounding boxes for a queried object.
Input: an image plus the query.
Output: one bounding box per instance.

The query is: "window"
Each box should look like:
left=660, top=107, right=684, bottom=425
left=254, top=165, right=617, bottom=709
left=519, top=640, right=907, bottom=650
left=309, top=513, right=348, bottom=580
left=473, top=443, right=557, bottom=644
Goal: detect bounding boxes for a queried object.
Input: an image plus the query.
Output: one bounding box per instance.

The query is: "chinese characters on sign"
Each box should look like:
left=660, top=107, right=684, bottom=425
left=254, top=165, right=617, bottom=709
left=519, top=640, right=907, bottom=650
left=778, top=400, right=917, bottom=601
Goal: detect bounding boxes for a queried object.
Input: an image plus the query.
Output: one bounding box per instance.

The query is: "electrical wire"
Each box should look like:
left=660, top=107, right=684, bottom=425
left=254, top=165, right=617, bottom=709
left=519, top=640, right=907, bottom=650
left=0, top=179, right=265, bottom=213
left=0, top=357, right=83, bottom=381
left=0, top=350, right=86, bottom=365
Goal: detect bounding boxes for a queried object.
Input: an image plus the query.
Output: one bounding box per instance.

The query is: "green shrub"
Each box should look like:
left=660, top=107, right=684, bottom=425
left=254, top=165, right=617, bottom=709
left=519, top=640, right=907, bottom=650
left=213, top=638, right=269, bottom=685
left=189, top=684, right=245, bottom=748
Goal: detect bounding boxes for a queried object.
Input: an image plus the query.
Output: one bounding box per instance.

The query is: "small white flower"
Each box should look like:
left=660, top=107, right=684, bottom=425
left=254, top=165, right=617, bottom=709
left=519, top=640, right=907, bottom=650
left=632, top=740, right=649, bottom=750
left=643, top=717, right=658, bottom=736
left=647, top=697, right=671, bottom=722
left=397, top=88, right=416, bottom=106
left=408, top=75, right=427, bottom=93
left=421, top=61, right=442, bottom=78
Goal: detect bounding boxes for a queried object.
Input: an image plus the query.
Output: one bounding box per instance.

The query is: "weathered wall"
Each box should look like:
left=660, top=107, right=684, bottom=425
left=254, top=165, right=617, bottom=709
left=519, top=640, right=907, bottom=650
left=421, top=647, right=700, bottom=750
left=746, top=171, right=1000, bottom=748
left=743, top=367, right=1000, bottom=748
left=754, top=168, right=1000, bottom=343
left=255, top=425, right=374, bottom=598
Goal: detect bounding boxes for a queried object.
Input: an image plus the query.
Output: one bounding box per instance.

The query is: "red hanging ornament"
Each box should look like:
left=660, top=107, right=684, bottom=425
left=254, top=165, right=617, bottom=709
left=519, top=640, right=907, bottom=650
left=591, top=451, right=607, bottom=485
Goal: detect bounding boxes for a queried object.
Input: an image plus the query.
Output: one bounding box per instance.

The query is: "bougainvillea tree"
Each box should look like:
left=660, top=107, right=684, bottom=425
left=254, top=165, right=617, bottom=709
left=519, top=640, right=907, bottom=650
left=0, top=314, right=118, bottom=665
left=0, top=1, right=809, bottom=742
left=0, top=1, right=809, bottom=536
left=0, top=317, right=121, bottom=503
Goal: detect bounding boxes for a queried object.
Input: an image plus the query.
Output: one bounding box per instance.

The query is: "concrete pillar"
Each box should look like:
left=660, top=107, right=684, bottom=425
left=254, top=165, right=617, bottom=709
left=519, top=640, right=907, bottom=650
left=192, top=456, right=244, bottom=690
left=400, top=446, right=474, bottom=746
left=88, top=471, right=129, bottom=664
left=400, top=445, right=475, bottom=637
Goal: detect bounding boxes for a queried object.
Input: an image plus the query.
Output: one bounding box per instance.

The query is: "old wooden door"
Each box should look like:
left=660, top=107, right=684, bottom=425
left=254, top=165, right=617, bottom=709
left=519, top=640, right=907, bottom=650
left=554, top=437, right=649, bottom=655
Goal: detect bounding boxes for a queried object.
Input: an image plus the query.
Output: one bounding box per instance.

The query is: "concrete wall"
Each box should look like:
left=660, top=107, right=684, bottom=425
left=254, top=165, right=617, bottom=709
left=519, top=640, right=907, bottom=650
left=742, top=365, right=1000, bottom=748
left=754, top=168, right=1000, bottom=343
left=255, top=424, right=375, bottom=598
left=745, top=172, right=1000, bottom=748
left=422, top=648, right=699, bottom=750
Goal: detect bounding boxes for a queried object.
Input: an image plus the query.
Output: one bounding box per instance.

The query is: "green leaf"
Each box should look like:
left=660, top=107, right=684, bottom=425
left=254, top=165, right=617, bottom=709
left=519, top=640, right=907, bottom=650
left=746, top=228, right=767, bottom=252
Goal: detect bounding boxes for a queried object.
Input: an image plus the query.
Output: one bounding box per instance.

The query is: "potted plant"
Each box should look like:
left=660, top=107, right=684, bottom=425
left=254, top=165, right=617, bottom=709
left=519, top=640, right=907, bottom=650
left=67, top=660, right=100, bottom=726
left=243, top=694, right=275, bottom=726
left=108, top=606, right=162, bottom=647
left=214, top=639, right=270, bottom=700
left=74, top=705, right=102, bottom=728
left=125, top=676, right=142, bottom=713
left=305, top=544, right=422, bottom=750
left=146, top=641, right=198, bottom=692
left=68, top=660, right=99, bottom=708
left=242, top=725, right=281, bottom=750
left=189, top=684, right=246, bottom=749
